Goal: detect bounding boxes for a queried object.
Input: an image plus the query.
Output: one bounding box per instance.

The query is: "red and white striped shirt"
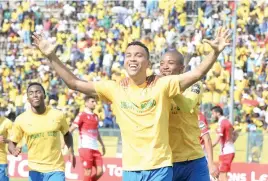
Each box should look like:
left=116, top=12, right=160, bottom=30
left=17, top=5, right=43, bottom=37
left=217, top=116, right=235, bottom=155
left=73, top=111, right=99, bottom=150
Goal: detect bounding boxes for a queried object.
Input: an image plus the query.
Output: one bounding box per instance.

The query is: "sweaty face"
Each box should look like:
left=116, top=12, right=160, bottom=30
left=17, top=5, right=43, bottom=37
left=160, top=54, right=184, bottom=76
left=86, top=98, right=96, bottom=110
left=27, top=85, right=45, bottom=108
left=124, top=45, right=149, bottom=77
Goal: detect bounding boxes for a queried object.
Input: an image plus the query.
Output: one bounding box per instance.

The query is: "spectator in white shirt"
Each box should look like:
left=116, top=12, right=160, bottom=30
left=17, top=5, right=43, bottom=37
left=102, top=50, right=114, bottom=77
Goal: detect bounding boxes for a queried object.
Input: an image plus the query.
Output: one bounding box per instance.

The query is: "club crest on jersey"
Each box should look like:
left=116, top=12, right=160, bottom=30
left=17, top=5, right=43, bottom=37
left=83, top=161, right=87, bottom=167
left=191, top=84, right=201, bottom=94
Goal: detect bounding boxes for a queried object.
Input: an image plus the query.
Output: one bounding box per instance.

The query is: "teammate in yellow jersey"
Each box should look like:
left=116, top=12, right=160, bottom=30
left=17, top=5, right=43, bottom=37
left=0, top=116, right=13, bottom=181
left=32, top=26, right=230, bottom=181
left=159, top=50, right=219, bottom=181
left=8, top=82, right=76, bottom=181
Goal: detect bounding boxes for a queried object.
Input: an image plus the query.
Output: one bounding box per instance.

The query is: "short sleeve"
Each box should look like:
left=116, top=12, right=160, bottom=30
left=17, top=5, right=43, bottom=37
left=160, top=75, right=181, bottom=98
left=59, top=114, right=69, bottom=135
left=5, top=119, right=13, bottom=138
left=73, top=113, right=83, bottom=127
left=93, top=80, right=116, bottom=103
left=199, top=118, right=209, bottom=137
left=217, top=121, right=225, bottom=137
left=10, top=119, right=24, bottom=144
left=172, top=95, right=194, bottom=112
left=171, top=82, right=203, bottom=112
left=184, top=82, right=203, bottom=104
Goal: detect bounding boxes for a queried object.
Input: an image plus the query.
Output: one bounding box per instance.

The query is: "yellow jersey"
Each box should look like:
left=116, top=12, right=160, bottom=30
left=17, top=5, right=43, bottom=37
left=169, top=82, right=205, bottom=162
left=0, top=117, right=13, bottom=164
left=94, top=75, right=181, bottom=171
left=10, top=107, right=69, bottom=172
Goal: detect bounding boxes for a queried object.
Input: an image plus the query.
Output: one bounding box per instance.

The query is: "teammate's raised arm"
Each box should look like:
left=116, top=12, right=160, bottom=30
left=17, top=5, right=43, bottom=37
left=32, top=32, right=96, bottom=95
left=178, top=27, right=231, bottom=91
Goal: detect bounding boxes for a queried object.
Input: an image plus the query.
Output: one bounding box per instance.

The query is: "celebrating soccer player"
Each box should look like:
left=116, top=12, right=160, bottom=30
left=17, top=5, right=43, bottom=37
left=69, top=96, right=106, bottom=181
left=212, top=106, right=235, bottom=181
left=0, top=116, right=13, bottom=181
left=8, top=82, right=76, bottom=181
left=158, top=50, right=219, bottom=181
left=32, top=26, right=229, bottom=181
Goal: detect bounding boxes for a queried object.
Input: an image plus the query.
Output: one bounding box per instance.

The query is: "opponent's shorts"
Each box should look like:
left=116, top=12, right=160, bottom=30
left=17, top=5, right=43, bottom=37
left=173, top=157, right=210, bottom=181
left=79, top=148, right=103, bottom=169
left=29, top=171, right=65, bottom=181
left=123, top=166, right=173, bottom=181
left=0, top=164, right=9, bottom=181
left=219, top=153, right=235, bottom=172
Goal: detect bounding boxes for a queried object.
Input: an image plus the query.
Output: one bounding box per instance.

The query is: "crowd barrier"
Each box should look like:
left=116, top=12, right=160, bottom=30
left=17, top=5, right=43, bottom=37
left=8, top=154, right=268, bottom=181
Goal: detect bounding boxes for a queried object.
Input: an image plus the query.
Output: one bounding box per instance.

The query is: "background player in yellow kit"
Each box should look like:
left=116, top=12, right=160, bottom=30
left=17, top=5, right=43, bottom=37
left=32, top=26, right=229, bottom=181
left=0, top=116, right=13, bottom=181
left=8, top=82, right=76, bottom=181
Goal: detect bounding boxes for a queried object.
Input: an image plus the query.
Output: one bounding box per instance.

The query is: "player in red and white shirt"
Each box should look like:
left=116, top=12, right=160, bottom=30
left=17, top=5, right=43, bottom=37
left=69, top=96, right=106, bottom=181
left=211, top=106, right=235, bottom=181
left=199, top=112, right=219, bottom=180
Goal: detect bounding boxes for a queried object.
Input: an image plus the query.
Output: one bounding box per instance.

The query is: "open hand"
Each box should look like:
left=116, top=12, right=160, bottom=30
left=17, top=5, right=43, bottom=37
left=120, top=77, right=129, bottom=87
left=209, top=162, right=219, bottom=179
left=102, top=146, right=106, bottom=156
left=32, top=32, right=57, bottom=57
left=12, top=147, right=22, bottom=157
left=202, top=27, right=231, bottom=53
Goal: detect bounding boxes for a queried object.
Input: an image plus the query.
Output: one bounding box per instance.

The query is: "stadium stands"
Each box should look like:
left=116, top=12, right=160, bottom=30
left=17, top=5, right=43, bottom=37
left=0, top=0, right=267, bottom=163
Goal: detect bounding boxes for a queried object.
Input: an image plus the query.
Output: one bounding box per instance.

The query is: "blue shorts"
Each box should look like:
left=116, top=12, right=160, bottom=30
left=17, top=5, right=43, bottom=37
left=173, top=157, right=209, bottom=181
left=29, top=171, right=65, bottom=181
left=123, top=166, right=173, bottom=181
left=0, top=164, right=9, bottom=181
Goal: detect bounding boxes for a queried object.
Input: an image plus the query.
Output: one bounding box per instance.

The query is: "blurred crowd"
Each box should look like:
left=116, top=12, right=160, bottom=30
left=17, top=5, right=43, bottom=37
left=0, top=0, right=267, bottom=136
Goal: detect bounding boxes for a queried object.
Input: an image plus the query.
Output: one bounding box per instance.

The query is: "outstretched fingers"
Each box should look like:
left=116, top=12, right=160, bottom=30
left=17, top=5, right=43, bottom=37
left=224, top=30, right=232, bottom=46
left=32, top=33, right=41, bottom=47
left=40, top=31, right=46, bottom=39
left=222, top=28, right=230, bottom=38
left=215, top=27, right=220, bottom=38
left=202, top=39, right=212, bottom=46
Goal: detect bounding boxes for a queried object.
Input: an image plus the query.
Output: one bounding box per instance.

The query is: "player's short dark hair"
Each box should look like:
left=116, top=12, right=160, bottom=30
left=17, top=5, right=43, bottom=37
left=127, top=41, right=150, bottom=59
left=85, top=95, right=96, bottom=102
left=211, top=106, right=223, bottom=116
left=164, top=50, right=184, bottom=65
left=27, top=82, right=46, bottom=96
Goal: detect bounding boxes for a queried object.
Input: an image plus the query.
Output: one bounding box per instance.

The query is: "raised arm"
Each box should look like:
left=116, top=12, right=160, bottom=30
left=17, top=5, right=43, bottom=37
left=32, top=33, right=96, bottom=95
left=178, top=27, right=231, bottom=91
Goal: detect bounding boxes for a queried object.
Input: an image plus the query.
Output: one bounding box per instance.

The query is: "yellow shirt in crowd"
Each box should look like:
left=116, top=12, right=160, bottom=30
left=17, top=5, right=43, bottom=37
left=94, top=75, right=181, bottom=170
left=10, top=107, right=69, bottom=173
